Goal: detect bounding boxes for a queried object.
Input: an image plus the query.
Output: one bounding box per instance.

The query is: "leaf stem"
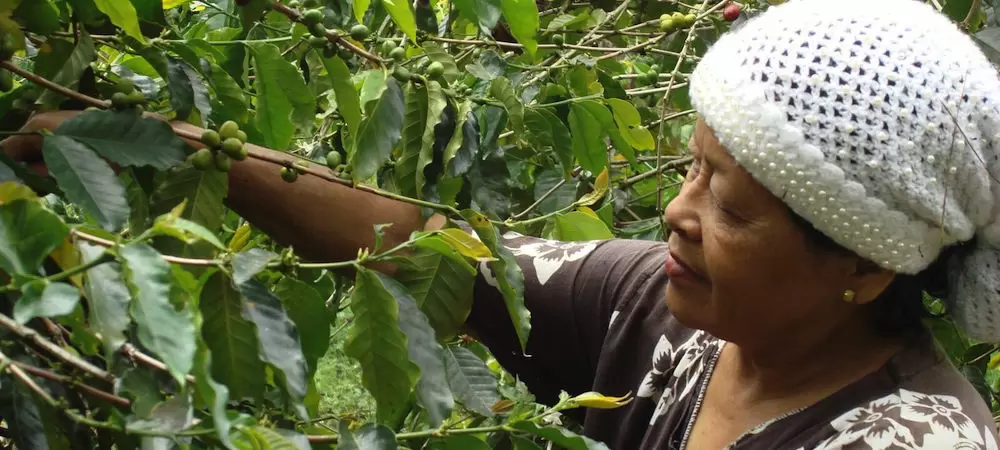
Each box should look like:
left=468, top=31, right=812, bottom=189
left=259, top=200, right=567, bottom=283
left=270, top=1, right=383, bottom=65
left=0, top=60, right=108, bottom=109
left=158, top=36, right=294, bottom=45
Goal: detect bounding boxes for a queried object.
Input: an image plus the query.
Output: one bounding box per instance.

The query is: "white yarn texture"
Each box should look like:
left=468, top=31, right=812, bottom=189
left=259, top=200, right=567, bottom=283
left=688, top=0, right=1000, bottom=341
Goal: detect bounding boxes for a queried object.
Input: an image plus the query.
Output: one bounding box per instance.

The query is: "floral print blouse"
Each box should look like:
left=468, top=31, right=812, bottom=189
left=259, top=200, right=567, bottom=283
left=462, top=231, right=1000, bottom=449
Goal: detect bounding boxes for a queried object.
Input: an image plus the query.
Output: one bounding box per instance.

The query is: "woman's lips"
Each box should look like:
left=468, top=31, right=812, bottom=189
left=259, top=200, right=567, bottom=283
left=665, top=250, right=706, bottom=282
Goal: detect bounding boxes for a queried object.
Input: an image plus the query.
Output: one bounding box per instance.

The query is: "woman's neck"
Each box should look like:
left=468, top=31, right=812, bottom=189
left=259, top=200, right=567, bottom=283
left=725, top=316, right=906, bottom=403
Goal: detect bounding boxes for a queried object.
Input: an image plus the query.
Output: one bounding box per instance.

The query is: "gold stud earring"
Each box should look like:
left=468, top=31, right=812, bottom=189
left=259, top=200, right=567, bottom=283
left=843, top=289, right=856, bottom=303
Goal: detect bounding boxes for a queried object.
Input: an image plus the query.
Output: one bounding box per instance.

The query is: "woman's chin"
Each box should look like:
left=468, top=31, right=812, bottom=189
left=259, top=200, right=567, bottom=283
left=665, top=282, right=714, bottom=331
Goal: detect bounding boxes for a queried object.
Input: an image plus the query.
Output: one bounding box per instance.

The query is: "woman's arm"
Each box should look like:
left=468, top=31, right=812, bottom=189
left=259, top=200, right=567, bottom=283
left=1, top=111, right=446, bottom=271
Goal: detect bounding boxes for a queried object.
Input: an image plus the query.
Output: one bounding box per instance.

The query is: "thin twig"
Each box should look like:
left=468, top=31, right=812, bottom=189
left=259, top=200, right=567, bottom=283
left=0, top=313, right=114, bottom=384
left=121, top=343, right=197, bottom=385
left=12, top=361, right=131, bottom=409
left=70, top=230, right=221, bottom=267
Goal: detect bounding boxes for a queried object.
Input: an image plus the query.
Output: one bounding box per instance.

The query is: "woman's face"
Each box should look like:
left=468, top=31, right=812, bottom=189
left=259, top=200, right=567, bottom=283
left=663, top=118, right=863, bottom=345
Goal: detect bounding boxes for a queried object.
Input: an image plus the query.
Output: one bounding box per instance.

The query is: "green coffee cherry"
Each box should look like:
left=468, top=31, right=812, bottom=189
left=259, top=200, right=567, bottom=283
left=552, top=34, right=564, bottom=45
left=390, top=47, right=406, bottom=62
left=392, top=66, right=411, bottom=82
left=219, top=121, right=240, bottom=140
left=309, top=36, right=328, bottom=48
left=215, top=152, right=232, bottom=172
left=280, top=166, right=298, bottom=182
left=326, top=151, right=342, bottom=168
left=0, top=70, right=11, bottom=92
left=191, top=148, right=214, bottom=170
left=116, top=78, right=135, bottom=94
left=349, top=24, right=370, bottom=40
left=201, top=130, right=222, bottom=148
left=303, top=9, right=324, bottom=25
left=221, top=138, right=244, bottom=158
left=126, top=90, right=146, bottom=105
left=426, top=61, right=444, bottom=78
left=310, top=22, right=328, bottom=37
left=111, top=92, right=129, bottom=109
left=237, top=130, right=248, bottom=144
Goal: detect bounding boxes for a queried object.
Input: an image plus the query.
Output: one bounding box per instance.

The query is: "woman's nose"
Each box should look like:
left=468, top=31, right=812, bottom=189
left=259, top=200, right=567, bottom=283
left=663, top=181, right=703, bottom=243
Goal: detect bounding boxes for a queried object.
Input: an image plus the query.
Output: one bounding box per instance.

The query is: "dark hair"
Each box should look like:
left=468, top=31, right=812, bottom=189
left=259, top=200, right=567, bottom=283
left=788, top=209, right=972, bottom=338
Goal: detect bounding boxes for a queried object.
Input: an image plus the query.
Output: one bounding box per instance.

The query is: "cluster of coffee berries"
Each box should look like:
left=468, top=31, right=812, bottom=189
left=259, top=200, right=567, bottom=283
left=635, top=64, right=660, bottom=86
left=110, top=78, right=147, bottom=112
left=190, top=121, right=248, bottom=172
left=659, top=11, right=697, bottom=32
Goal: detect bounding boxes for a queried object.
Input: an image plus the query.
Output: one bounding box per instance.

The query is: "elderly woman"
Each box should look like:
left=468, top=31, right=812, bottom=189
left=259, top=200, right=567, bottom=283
left=5, top=0, right=1000, bottom=447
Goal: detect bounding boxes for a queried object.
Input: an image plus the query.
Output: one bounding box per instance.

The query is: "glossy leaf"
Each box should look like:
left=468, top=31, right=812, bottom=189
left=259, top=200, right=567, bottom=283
left=525, top=108, right=574, bottom=178
left=14, top=0, right=60, bottom=34
left=149, top=163, right=228, bottom=258
left=397, top=81, right=430, bottom=198
left=166, top=56, right=212, bottom=124
left=238, top=279, right=311, bottom=419
left=509, top=422, right=610, bottom=450
left=200, top=271, right=266, bottom=401
left=321, top=55, right=362, bottom=142
left=193, top=347, right=236, bottom=450
left=383, top=0, right=418, bottom=42
left=442, top=100, right=477, bottom=178
left=37, top=32, right=96, bottom=105
left=0, top=198, right=69, bottom=275
left=352, top=78, right=405, bottom=182
left=344, top=268, right=420, bottom=424
left=499, top=0, right=539, bottom=57
left=568, top=102, right=607, bottom=174
left=338, top=422, right=398, bottom=450
left=375, top=271, right=455, bottom=426
left=0, top=378, right=69, bottom=450
left=54, top=110, right=188, bottom=170
left=443, top=346, right=500, bottom=416
left=352, top=0, right=371, bottom=23
left=453, top=0, right=501, bottom=35
left=121, top=243, right=196, bottom=384
left=490, top=77, right=524, bottom=134
left=248, top=43, right=316, bottom=150
left=232, top=248, right=278, bottom=285
left=274, top=277, right=331, bottom=376
left=94, top=0, right=146, bottom=42
left=396, top=244, right=476, bottom=340
left=79, top=242, right=131, bottom=355
left=42, top=135, right=130, bottom=232
left=14, top=281, right=80, bottom=324
left=461, top=209, right=531, bottom=351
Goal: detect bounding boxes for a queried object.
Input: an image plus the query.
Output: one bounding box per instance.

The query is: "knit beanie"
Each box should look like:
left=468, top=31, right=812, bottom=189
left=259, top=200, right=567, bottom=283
left=688, top=0, right=1000, bottom=342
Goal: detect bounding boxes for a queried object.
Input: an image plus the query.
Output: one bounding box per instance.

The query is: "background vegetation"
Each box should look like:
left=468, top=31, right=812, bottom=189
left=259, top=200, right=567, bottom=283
left=0, top=0, right=999, bottom=448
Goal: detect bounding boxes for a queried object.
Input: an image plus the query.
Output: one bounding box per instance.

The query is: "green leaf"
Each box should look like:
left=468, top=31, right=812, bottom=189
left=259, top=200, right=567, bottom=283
left=511, top=436, right=545, bottom=450
left=351, top=78, right=405, bottom=182
left=383, top=0, right=418, bottom=43
left=205, top=61, right=251, bottom=124
left=422, top=42, right=461, bottom=83
left=489, top=77, right=524, bottom=134
left=442, top=100, right=476, bottom=178
left=232, top=248, right=278, bottom=285
left=151, top=213, right=226, bottom=250
left=321, top=55, right=362, bottom=143
left=548, top=211, right=614, bottom=241
left=443, top=346, right=499, bottom=416
left=397, top=82, right=430, bottom=198
left=499, top=0, right=539, bottom=57
left=345, top=268, right=420, bottom=424
left=193, top=347, right=236, bottom=450
left=525, top=108, right=574, bottom=178
left=509, top=422, right=610, bottom=450
left=54, top=110, right=188, bottom=170
left=358, top=70, right=388, bottom=109
left=274, top=277, right=330, bottom=376
left=42, top=135, right=129, bottom=232
left=79, top=242, right=131, bottom=355
left=13, top=0, right=60, bottom=34
left=166, top=56, right=212, bottom=124
left=460, top=209, right=530, bottom=351
left=440, top=435, right=492, bottom=450
left=0, top=199, right=69, bottom=275
left=121, top=243, right=196, bottom=384
left=0, top=377, right=70, bottom=450
left=14, top=281, right=80, bottom=324
left=238, top=279, right=310, bottom=419
left=606, top=98, right=649, bottom=159
left=375, top=271, right=455, bottom=426
left=352, top=0, right=370, bottom=23
left=338, top=422, right=398, bottom=450
left=248, top=42, right=316, bottom=150
left=579, top=100, right=631, bottom=164
left=248, top=427, right=311, bottom=450
left=94, top=0, right=146, bottom=42
left=200, top=271, right=266, bottom=401
left=37, top=32, right=96, bottom=106
left=149, top=163, right=228, bottom=259
left=453, top=0, right=501, bottom=35
left=568, top=102, right=607, bottom=173
left=395, top=245, right=476, bottom=340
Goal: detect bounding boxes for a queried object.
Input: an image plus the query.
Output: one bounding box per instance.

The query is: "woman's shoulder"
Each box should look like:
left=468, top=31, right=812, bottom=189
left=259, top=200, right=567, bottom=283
left=806, top=338, right=1000, bottom=449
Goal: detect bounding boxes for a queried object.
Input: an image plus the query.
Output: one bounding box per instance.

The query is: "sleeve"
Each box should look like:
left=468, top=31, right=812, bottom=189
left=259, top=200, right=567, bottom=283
left=461, top=229, right=668, bottom=407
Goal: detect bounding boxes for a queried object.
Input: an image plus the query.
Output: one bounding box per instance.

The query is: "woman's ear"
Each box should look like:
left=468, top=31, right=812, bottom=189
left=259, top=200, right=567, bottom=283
left=850, top=259, right=897, bottom=305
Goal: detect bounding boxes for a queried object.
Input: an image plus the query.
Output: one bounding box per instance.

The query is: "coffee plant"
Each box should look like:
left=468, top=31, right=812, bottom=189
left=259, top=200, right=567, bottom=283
left=0, top=0, right=999, bottom=448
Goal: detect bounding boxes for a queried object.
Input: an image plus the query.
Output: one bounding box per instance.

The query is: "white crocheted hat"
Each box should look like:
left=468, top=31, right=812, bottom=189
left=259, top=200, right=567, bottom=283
left=688, top=0, right=1000, bottom=341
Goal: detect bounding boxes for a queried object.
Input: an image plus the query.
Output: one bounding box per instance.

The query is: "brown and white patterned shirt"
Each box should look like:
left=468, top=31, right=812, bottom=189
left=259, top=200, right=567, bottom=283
left=464, top=232, right=1000, bottom=449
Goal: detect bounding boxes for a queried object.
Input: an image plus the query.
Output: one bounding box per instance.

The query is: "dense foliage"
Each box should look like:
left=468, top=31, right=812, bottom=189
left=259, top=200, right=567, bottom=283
left=1, top=0, right=1000, bottom=448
